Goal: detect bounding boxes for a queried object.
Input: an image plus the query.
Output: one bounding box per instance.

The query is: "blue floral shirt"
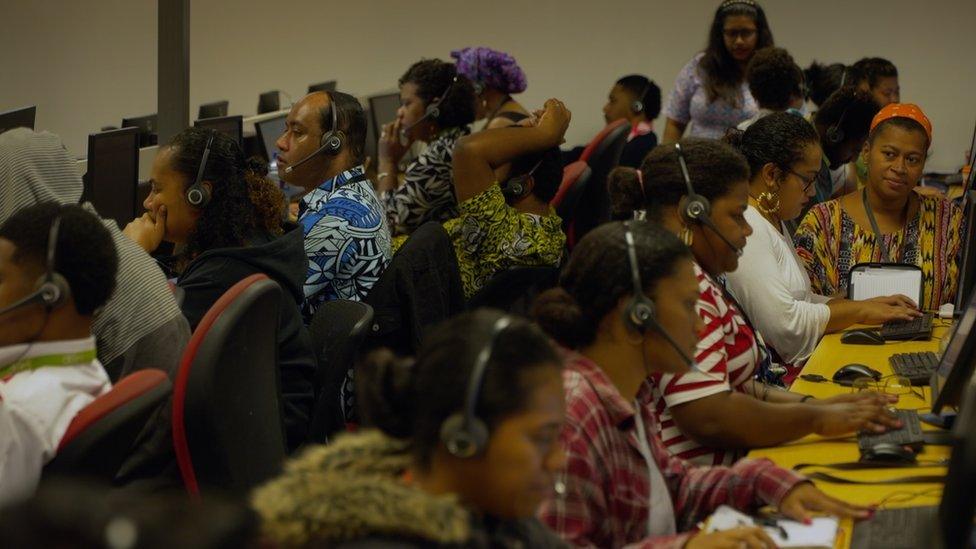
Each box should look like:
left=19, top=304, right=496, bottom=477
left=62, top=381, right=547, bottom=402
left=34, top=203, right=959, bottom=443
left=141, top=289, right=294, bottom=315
left=299, top=165, right=392, bottom=323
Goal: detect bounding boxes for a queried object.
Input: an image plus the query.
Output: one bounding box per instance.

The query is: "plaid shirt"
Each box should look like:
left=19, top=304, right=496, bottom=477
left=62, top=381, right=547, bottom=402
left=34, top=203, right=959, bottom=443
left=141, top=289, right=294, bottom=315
left=539, top=353, right=806, bottom=548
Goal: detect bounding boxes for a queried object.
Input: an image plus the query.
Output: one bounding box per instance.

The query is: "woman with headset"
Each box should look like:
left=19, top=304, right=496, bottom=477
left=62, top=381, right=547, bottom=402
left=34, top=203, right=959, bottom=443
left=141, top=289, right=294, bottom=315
left=451, top=46, right=531, bottom=130
left=661, top=0, right=773, bottom=142
left=533, top=221, right=871, bottom=548
left=123, top=127, right=315, bottom=451
left=605, top=140, right=899, bottom=468
left=377, top=59, right=477, bottom=236
left=724, top=113, right=920, bottom=367
left=252, top=310, right=568, bottom=547
left=796, top=104, right=963, bottom=312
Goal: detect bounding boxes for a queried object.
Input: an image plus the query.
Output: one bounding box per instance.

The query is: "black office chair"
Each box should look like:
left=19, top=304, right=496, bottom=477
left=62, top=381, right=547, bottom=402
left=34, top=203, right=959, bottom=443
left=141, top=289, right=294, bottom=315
left=551, top=161, right=593, bottom=236
left=573, top=120, right=629, bottom=242
left=306, top=300, right=374, bottom=443
left=467, top=267, right=560, bottom=317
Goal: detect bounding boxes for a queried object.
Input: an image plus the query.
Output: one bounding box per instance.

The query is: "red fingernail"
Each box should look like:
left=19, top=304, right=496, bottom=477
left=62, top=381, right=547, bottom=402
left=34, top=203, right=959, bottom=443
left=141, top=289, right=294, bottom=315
left=804, top=518, right=812, bottom=525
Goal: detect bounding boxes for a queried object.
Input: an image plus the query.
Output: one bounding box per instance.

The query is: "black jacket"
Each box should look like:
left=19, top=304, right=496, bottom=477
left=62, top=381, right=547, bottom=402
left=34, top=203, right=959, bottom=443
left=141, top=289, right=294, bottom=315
left=618, top=131, right=658, bottom=169
left=179, top=225, right=315, bottom=451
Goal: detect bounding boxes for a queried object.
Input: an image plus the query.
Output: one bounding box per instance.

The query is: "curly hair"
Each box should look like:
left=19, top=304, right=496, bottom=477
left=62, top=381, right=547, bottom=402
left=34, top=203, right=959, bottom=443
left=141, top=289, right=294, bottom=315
left=725, top=111, right=819, bottom=180
left=804, top=61, right=847, bottom=107
left=165, top=128, right=284, bottom=262
left=0, top=202, right=117, bottom=315
left=849, top=57, right=898, bottom=90
left=608, top=138, right=750, bottom=223
left=532, top=221, right=691, bottom=349
left=814, top=88, right=881, bottom=145
left=746, top=47, right=803, bottom=110
left=451, top=46, right=528, bottom=94
left=699, top=0, right=775, bottom=106
left=399, top=59, right=476, bottom=130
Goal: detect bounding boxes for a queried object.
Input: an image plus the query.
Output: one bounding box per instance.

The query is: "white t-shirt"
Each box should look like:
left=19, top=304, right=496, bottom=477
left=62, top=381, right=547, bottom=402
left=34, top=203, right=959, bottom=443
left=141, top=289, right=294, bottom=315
left=0, top=337, right=111, bottom=505
left=725, top=206, right=831, bottom=364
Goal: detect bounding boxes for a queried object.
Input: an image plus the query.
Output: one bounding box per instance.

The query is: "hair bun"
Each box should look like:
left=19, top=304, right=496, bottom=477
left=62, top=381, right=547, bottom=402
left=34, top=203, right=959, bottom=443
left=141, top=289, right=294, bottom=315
left=356, top=349, right=416, bottom=439
left=607, top=166, right=644, bottom=221
left=532, top=288, right=588, bottom=349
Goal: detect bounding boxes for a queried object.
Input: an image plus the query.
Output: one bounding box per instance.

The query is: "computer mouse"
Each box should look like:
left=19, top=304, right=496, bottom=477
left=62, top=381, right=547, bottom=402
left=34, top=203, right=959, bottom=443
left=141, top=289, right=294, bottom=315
left=861, top=442, right=917, bottom=464
left=841, top=329, right=886, bottom=345
left=832, top=363, right=883, bottom=385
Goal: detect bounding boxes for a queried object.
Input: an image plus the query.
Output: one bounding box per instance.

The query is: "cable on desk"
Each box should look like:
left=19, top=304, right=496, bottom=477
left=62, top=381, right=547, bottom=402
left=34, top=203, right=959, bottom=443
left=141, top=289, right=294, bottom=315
left=874, top=487, right=943, bottom=509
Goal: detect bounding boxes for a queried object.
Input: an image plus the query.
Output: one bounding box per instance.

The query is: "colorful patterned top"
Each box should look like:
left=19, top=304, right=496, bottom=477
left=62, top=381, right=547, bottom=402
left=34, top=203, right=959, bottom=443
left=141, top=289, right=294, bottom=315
left=663, top=53, right=758, bottom=139
left=393, top=184, right=564, bottom=299
left=300, top=165, right=392, bottom=323
left=795, top=195, right=962, bottom=311
left=383, top=127, right=469, bottom=237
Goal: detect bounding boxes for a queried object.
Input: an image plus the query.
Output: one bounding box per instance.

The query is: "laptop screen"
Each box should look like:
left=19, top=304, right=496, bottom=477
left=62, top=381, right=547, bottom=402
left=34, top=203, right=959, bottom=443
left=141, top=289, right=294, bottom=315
left=932, top=290, right=976, bottom=413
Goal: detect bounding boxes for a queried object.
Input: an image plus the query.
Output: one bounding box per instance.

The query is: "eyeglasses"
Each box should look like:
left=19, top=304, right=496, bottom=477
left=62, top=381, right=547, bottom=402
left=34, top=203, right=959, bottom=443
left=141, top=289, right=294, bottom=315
left=851, top=376, right=924, bottom=400
left=783, top=167, right=818, bottom=193
left=723, top=28, right=757, bottom=41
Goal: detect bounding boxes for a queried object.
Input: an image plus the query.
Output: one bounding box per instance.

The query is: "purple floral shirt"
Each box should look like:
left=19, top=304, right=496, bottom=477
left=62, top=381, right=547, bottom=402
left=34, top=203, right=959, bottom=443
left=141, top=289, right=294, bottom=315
left=664, top=53, right=758, bottom=139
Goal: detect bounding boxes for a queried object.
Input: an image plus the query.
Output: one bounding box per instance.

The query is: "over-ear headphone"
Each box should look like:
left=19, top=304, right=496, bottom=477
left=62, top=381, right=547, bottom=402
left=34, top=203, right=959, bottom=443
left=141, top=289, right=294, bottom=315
left=439, top=315, right=512, bottom=458
left=623, top=223, right=656, bottom=333
left=631, top=79, right=653, bottom=114
left=399, top=76, right=460, bottom=144
left=673, top=143, right=743, bottom=256
left=282, top=91, right=347, bottom=175
left=0, top=214, right=70, bottom=317
left=186, top=133, right=214, bottom=207
left=500, top=158, right=543, bottom=201
left=826, top=100, right=852, bottom=145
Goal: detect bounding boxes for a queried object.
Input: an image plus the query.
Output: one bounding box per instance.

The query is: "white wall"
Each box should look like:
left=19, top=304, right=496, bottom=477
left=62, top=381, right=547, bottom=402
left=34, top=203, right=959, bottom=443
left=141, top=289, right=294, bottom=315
left=3, top=0, right=975, bottom=171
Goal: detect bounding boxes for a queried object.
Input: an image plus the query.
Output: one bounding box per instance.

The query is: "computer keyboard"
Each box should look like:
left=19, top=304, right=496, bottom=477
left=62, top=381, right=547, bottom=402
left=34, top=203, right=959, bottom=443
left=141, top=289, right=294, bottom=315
left=850, top=506, right=938, bottom=549
left=880, top=313, right=934, bottom=341
left=858, top=409, right=925, bottom=453
left=889, top=351, right=939, bottom=386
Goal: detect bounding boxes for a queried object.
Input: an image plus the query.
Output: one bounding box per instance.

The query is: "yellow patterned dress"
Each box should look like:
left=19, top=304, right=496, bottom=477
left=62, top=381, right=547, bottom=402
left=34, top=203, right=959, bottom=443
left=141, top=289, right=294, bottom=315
left=794, top=195, right=962, bottom=311
left=393, top=184, right=565, bottom=298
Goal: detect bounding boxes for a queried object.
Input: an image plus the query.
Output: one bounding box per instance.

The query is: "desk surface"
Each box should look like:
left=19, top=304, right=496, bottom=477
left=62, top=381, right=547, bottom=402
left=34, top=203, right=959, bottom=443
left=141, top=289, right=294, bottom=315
left=748, top=324, right=953, bottom=547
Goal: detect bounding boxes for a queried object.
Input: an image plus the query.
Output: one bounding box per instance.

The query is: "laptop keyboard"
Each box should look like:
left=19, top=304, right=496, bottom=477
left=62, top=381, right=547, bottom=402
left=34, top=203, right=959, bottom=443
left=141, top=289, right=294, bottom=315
left=858, top=409, right=925, bottom=453
left=850, top=506, right=938, bottom=549
left=880, top=313, right=934, bottom=341
left=889, top=351, right=939, bottom=386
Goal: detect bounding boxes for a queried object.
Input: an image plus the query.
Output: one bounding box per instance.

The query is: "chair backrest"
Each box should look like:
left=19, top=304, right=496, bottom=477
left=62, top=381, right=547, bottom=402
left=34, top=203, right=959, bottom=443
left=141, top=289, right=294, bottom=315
left=572, top=120, right=630, bottom=244
left=44, top=369, right=172, bottom=481
left=467, top=267, right=560, bottom=317
left=172, top=274, right=286, bottom=497
left=551, top=161, right=592, bottom=233
left=579, top=118, right=628, bottom=164
left=306, top=300, right=375, bottom=443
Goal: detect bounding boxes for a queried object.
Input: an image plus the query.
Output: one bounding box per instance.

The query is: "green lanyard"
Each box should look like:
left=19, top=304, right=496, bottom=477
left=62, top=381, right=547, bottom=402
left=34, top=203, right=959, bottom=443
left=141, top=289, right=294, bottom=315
left=0, top=349, right=96, bottom=380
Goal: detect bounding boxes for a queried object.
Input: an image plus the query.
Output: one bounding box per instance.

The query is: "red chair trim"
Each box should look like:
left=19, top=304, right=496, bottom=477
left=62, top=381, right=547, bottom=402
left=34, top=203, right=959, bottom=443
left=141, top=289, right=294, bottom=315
left=579, top=119, right=628, bottom=163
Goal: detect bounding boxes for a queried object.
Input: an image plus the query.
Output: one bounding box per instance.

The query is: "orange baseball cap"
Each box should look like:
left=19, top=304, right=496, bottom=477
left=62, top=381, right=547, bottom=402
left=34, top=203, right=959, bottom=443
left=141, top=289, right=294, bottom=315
left=870, top=103, right=932, bottom=142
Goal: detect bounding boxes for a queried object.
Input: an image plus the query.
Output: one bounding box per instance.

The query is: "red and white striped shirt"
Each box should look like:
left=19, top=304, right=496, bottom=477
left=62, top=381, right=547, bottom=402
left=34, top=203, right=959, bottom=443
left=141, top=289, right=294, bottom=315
left=650, top=262, right=761, bottom=466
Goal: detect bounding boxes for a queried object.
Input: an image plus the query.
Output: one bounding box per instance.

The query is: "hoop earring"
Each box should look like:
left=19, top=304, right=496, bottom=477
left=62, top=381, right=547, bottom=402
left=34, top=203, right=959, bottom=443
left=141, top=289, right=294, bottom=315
left=679, top=226, right=694, bottom=246
left=757, top=191, right=781, bottom=215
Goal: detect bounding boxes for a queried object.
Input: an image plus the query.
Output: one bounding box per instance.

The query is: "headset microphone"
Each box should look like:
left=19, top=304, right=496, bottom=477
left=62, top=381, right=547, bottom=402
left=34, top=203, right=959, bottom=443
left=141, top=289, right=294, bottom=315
left=398, top=76, right=459, bottom=147
left=284, top=91, right=346, bottom=175
left=673, top=143, right=743, bottom=257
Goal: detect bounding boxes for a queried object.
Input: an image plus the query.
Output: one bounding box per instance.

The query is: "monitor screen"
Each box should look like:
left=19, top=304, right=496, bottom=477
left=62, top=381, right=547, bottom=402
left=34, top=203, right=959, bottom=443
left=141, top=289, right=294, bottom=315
left=194, top=115, right=243, bottom=147
left=121, top=114, right=158, bottom=147
left=258, top=91, right=281, bottom=115
left=956, top=191, right=976, bottom=312
left=255, top=114, right=286, bottom=163
left=933, top=289, right=976, bottom=413
left=307, top=80, right=337, bottom=94
left=363, top=106, right=377, bottom=166
left=86, top=127, right=139, bottom=230
left=938, top=369, right=976, bottom=547
left=198, top=100, right=229, bottom=120
left=368, top=92, right=401, bottom=142
left=0, top=105, right=36, bottom=135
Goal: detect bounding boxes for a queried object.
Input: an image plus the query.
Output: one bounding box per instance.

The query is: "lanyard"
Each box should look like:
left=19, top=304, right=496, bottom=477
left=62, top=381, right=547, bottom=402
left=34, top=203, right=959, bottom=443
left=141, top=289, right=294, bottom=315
left=861, top=187, right=910, bottom=263
left=0, top=349, right=96, bottom=380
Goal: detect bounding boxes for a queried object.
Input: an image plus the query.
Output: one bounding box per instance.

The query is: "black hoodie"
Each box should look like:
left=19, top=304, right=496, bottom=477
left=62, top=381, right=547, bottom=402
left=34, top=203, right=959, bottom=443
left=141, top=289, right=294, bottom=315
left=179, top=225, right=315, bottom=451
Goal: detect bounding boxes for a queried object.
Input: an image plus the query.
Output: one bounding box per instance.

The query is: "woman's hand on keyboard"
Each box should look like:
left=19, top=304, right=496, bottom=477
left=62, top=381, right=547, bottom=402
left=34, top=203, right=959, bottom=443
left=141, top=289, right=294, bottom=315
left=812, top=393, right=903, bottom=436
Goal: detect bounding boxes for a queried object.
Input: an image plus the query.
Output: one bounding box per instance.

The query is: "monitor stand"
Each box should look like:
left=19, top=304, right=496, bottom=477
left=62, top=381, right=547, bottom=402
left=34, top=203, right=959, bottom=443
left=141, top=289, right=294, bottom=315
left=920, top=412, right=956, bottom=430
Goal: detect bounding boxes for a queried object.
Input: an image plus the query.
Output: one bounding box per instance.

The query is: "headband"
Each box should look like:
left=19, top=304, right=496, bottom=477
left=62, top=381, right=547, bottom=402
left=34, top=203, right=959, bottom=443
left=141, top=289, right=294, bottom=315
left=870, top=103, right=932, bottom=142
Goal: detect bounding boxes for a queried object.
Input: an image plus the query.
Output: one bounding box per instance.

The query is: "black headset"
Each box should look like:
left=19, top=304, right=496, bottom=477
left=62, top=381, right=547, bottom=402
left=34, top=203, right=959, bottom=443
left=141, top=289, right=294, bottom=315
left=186, top=133, right=215, bottom=208
left=500, top=158, right=543, bottom=201
left=631, top=79, right=653, bottom=114
left=400, top=76, right=460, bottom=144
left=0, top=214, right=70, bottom=317
left=282, top=91, right=346, bottom=175
left=439, top=315, right=512, bottom=458
left=825, top=100, right=852, bottom=145
left=673, top=143, right=743, bottom=257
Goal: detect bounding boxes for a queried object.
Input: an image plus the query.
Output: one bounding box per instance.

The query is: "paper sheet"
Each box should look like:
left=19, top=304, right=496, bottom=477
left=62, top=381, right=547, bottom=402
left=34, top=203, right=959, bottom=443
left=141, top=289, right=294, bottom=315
left=705, top=505, right=839, bottom=548
left=850, top=267, right=922, bottom=303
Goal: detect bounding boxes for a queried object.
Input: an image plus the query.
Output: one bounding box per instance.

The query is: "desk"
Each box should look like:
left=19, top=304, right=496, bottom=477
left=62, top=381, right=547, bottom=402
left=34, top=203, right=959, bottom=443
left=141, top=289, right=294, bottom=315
left=748, top=324, right=952, bottom=547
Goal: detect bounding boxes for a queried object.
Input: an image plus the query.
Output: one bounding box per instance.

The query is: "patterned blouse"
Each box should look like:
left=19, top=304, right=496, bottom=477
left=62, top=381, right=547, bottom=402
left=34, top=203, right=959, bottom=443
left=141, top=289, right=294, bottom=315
left=663, top=53, right=758, bottom=139
left=383, top=126, right=469, bottom=237
left=795, top=195, right=962, bottom=311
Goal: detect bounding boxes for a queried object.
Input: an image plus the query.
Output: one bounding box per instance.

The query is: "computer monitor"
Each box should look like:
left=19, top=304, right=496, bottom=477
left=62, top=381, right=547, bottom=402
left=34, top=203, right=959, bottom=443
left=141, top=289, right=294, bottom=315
left=85, top=127, right=139, bottom=230
left=936, top=373, right=976, bottom=548
left=368, top=92, right=401, bottom=143
left=307, top=80, right=337, bottom=94
left=0, top=105, right=37, bottom=134
left=258, top=90, right=280, bottom=114
left=198, top=100, right=229, bottom=120
left=255, top=114, right=286, bottom=163
left=363, top=106, right=377, bottom=165
left=194, top=115, right=244, bottom=148
left=955, top=190, right=976, bottom=313
left=932, top=289, right=976, bottom=414
left=121, top=114, right=158, bottom=147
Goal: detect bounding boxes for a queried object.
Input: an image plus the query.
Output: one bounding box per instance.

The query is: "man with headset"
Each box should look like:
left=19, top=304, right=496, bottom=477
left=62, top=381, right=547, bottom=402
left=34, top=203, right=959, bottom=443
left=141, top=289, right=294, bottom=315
left=0, top=202, right=116, bottom=505
left=275, top=91, right=392, bottom=323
